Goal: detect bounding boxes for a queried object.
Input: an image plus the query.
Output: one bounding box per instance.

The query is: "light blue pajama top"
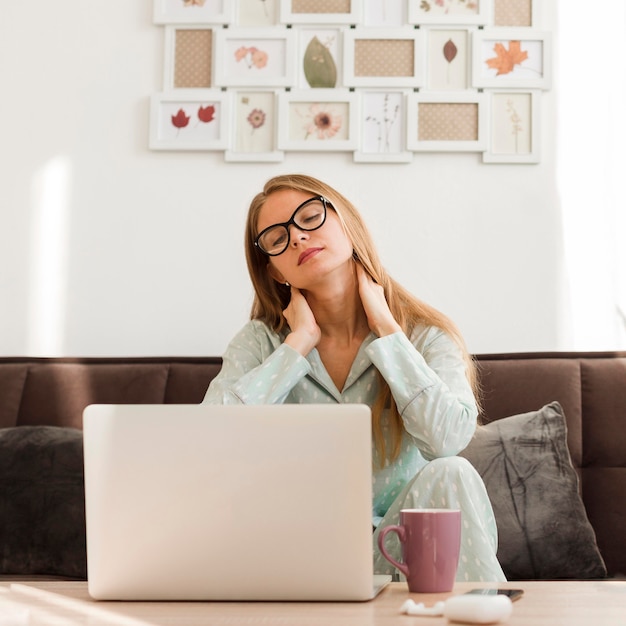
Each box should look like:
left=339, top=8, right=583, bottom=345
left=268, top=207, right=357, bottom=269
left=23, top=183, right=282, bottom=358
left=202, top=319, right=478, bottom=527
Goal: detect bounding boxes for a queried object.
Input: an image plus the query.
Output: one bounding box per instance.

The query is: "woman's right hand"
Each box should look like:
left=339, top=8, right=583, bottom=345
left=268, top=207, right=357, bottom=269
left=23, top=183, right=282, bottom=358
left=283, top=287, right=321, bottom=356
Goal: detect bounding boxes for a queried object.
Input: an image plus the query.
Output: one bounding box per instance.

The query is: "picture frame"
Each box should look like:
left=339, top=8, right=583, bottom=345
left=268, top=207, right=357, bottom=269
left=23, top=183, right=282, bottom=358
left=408, top=0, right=491, bottom=26
left=472, top=29, right=552, bottom=90
left=406, top=91, right=487, bottom=152
left=363, top=0, right=406, bottom=27
left=425, top=27, right=474, bottom=91
left=353, top=89, right=412, bottom=163
left=297, top=27, right=342, bottom=89
left=213, top=28, right=297, bottom=87
left=149, top=90, right=229, bottom=151
left=237, top=0, right=279, bottom=26
left=280, top=0, right=361, bottom=25
left=483, top=89, right=541, bottom=163
left=224, top=89, right=284, bottom=162
left=163, top=25, right=214, bottom=91
left=153, top=0, right=234, bottom=25
left=277, top=89, right=358, bottom=151
left=343, top=28, right=425, bottom=88
left=493, top=0, right=536, bottom=27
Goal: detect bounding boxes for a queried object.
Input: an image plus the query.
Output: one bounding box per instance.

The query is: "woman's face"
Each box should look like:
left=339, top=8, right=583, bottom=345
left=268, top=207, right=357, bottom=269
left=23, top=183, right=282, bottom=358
left=256, top=189, right=354, bottom=289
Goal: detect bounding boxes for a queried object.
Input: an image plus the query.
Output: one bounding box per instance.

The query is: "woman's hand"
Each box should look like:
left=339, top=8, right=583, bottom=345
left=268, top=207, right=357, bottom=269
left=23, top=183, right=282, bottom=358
left=356, top=263, right=402, bottom=337
left=283, top=287, right=321, bottom=356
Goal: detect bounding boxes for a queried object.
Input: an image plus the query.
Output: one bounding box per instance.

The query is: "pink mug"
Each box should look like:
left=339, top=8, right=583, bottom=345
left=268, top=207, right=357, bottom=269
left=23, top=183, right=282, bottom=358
left=377, top=508, right=461, bottom=593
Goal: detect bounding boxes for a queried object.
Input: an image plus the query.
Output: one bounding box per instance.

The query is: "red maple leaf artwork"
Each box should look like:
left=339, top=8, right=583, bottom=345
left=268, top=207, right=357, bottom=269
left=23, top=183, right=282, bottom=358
left=198, top=105, right=215, bottom=123
left=485, top=41, right=528, bottom=76
left=171, top=108, right=190, bottom=129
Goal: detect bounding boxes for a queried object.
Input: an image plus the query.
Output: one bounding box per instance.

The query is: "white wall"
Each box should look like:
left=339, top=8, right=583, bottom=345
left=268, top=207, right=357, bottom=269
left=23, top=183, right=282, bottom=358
left=0, top=2, right=569, bottom=357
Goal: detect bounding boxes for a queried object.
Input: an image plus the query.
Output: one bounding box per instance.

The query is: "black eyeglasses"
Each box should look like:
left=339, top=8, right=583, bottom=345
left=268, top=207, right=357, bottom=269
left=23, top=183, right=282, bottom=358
left=254, top=196, right=330, bottom=256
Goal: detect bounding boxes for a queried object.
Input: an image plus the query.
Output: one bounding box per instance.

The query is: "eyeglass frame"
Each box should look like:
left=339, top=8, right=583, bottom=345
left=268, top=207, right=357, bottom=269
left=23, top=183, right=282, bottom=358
left=254, top=195, right=331, bottom=256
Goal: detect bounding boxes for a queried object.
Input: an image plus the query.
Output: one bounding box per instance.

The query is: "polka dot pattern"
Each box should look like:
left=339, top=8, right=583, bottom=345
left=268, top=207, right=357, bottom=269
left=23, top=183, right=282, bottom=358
left=494, top=0, right=532, bottom=27
left=174, top=29, right=212, bottom=88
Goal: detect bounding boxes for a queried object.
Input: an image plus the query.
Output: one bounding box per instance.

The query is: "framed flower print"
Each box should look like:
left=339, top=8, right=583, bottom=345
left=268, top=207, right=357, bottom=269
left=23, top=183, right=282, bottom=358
left=213, top=28, right=297, bottom=87
left=225, top=89, right=284, bottom=161
left=277, top=89, right=357, bottom=151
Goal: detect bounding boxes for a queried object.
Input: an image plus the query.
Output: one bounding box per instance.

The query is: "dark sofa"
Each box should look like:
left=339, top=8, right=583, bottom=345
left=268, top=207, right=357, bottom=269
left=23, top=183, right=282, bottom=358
left=0, top=352, right=624, bottom=580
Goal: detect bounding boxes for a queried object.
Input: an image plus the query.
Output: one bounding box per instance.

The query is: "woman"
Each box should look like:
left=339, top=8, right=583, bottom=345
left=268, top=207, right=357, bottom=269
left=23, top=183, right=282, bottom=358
left=203, top=174, right=505, bottom=582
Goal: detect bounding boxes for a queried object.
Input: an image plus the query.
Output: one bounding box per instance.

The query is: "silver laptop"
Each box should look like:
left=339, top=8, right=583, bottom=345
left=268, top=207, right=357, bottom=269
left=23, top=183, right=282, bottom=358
left=82, top=403, right=390, bottom=601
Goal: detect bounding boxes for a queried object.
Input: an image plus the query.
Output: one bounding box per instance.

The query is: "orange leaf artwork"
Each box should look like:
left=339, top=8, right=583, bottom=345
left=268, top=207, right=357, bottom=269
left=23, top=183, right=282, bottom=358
left=485, top=41, right=528, bottom=76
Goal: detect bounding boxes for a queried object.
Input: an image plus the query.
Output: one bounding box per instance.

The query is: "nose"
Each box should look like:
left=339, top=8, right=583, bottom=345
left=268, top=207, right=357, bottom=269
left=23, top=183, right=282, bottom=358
left=289, top=225, right=309, bottom=246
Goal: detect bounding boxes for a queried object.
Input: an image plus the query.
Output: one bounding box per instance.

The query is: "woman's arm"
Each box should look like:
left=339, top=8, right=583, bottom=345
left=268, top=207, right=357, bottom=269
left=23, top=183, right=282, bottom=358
left=366, top=328, right=478, bottom=460
left=202, top=321, right=311, bottom=404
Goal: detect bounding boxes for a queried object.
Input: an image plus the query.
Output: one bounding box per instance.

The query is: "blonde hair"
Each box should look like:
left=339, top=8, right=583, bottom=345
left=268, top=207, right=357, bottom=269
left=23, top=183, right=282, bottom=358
left=245, top=174, right=479, bottom=465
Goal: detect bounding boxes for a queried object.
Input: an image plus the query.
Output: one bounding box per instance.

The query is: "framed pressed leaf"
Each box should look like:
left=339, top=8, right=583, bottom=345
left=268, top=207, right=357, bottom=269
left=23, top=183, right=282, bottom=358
left=149, top=91, right=229, bottom=151
left=297, top=27, right=341, bottom=89
left=277, top=89, right=358, bottom=151
left=343, top=28, right=425, bottom=88
left=483, top=89, right=541, bottom=163
left=472, top=29, right=552, bottom=90
left=425, top=27, right=474, bottom=91
left=406, top=91, right=488, bottom=152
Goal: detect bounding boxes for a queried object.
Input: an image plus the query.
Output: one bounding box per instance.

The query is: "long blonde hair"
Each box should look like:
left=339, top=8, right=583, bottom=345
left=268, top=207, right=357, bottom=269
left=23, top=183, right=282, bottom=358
left=244, top=174, right=479, bottom=465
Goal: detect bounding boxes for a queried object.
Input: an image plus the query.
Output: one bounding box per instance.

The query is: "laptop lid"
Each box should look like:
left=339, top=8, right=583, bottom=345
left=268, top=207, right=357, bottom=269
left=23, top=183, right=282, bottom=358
left=83, top=403, right=386, bottom=601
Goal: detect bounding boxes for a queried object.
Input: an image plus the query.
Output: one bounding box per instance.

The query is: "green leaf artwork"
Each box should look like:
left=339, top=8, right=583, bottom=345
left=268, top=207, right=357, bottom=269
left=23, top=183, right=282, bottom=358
left=303, top=36, right=337, bottom=88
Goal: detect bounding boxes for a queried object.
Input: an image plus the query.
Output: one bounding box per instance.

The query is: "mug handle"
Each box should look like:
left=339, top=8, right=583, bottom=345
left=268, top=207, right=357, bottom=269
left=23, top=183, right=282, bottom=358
left=377, top=525, right=410, bottom=578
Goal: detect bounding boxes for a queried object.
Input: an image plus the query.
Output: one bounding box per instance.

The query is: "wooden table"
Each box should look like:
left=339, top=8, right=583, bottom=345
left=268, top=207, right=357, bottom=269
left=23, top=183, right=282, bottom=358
left=1, top=580, right=624, bottom=625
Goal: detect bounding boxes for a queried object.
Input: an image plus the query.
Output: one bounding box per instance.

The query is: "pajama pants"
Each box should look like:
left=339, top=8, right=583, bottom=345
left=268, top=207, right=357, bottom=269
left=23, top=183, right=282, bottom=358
left=372, top=456, right=506, bottom=582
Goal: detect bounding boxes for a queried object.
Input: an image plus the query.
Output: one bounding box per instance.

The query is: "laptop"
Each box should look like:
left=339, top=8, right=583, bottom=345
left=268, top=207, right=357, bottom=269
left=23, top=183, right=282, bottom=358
left=82, top=403, right=391, bottom=601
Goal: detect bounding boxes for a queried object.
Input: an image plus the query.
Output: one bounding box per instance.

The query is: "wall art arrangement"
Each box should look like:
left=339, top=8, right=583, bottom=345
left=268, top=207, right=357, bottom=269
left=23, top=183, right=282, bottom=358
left=150, top=0, right=550, bottom=164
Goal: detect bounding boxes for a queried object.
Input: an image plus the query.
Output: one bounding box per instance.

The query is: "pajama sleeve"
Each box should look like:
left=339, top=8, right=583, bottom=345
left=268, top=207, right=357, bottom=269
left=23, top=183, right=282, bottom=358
left=365, top=328, right=478, bottom=460
left=202, top=321, right=311, bottom=405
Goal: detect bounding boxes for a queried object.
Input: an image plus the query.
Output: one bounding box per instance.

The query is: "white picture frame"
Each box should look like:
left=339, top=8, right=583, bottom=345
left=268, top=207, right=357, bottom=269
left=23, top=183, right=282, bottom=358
left=153, top=0, right=234, bottom=25
left=353, top=89, right=412, bottom=163
left=277, top=89, right=358, bottom=151
left=483, top=89, right=541, bottom=163
left=408, top=0, right=491, bottom=26
left=225, top=89, right=284, bottom=162
left=149, top=90, right=229, bottom=151
left=425, top=27, right=474, bottom=91
left=163, top=25, right=214, bottom=91
left=472, top=29, right=552, bottom=90
left=343, top=28, right=425, bottom=88
left=280, top=0, right=361, bottom=25
left=493, top=0, right=537, bottom=27
left=297, top=27, right=342, bottom=89
left=406, top=91, right=487, bottom=152
left=213, top=28, right=297, bottom=87
left=237, top=0, right=280, bottom=26
left=363, top=0, right=406, bottom=27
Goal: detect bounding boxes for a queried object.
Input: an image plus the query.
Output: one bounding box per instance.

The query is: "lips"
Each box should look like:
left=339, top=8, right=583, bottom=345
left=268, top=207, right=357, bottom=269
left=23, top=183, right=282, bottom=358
left=298, top=247, right=322, bottom=265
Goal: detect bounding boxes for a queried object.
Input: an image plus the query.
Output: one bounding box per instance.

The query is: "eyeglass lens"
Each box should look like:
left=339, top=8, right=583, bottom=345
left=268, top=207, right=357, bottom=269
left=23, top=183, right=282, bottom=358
left=256, top=198, right=326, bottom=256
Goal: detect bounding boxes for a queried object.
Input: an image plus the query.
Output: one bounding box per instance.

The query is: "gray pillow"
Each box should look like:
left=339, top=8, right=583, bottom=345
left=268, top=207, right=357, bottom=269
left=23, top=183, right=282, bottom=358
left=460, top=401, right=607, bottom=580
left=0, top=426, right=87, bottom=578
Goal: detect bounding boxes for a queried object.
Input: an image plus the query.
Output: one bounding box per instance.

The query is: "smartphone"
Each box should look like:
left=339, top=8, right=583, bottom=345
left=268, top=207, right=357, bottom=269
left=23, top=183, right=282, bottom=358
left=465, top=588, right=524, bottom=602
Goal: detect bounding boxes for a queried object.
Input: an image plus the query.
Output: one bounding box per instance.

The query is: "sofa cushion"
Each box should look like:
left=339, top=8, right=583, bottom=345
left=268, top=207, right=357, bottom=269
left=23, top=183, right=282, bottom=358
left=0, top=426, right=86, bottom=578
left=460, top=401, right=607, bottom=580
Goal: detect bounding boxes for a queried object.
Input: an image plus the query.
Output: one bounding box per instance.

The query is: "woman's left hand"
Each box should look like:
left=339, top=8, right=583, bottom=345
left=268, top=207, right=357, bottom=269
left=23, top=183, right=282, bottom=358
left=356, top=263, right=403, bottom=337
